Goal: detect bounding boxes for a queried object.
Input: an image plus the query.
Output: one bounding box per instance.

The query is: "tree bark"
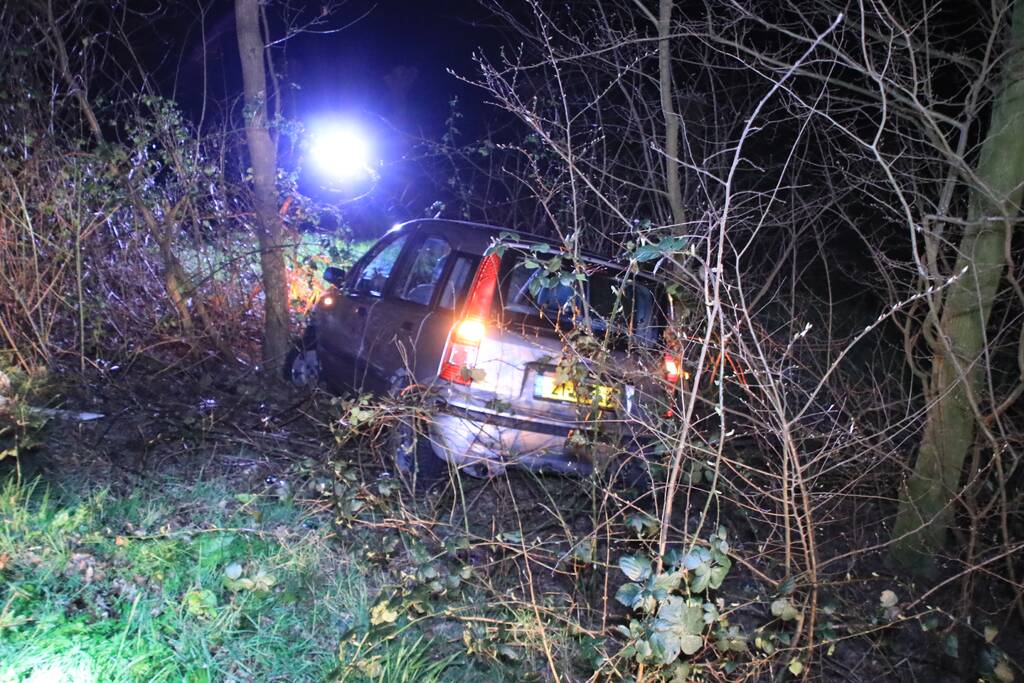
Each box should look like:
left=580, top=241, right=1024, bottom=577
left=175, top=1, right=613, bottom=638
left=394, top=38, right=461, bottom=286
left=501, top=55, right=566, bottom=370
left=892, top=0, right=1024, bottom=572
left=235, top=0, right=290, bottom=374
left=658, top=0, right=685, bottom=229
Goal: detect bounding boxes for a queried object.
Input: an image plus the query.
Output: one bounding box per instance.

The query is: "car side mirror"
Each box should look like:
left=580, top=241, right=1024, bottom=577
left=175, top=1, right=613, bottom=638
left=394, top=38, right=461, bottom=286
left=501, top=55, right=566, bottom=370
left=323, top=266, right=346, bottom=288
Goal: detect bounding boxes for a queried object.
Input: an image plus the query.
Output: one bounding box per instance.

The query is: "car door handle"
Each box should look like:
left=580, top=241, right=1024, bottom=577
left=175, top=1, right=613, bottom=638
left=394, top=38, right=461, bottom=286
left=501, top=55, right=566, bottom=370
left=356, top=306, right=368, bottom=318
left=400, top=320, right=414, bottom=332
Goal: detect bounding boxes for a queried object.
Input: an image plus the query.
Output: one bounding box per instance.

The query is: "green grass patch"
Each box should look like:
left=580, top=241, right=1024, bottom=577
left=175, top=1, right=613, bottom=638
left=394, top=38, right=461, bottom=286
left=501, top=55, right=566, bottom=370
left=0, top=474, right=458, bottom=682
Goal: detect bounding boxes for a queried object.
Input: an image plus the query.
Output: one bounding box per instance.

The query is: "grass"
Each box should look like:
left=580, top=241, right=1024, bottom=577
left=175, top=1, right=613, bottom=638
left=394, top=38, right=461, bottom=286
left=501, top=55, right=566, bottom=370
left=0, top=471, right=474, bottom=683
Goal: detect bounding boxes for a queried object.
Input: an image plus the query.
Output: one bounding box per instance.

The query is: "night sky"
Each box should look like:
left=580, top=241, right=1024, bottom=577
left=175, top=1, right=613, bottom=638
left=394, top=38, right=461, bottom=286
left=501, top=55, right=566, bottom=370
left=290, top=1, right=496, bottom=132
left=136, top=0, right=503, bottom=227
left=159, top=1, right=499, bottom=140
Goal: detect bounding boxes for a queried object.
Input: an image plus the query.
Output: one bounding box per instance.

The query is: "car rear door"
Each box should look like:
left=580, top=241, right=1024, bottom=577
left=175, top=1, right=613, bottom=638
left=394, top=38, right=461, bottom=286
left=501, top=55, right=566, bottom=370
left=362, top=231, right=477, bottom=390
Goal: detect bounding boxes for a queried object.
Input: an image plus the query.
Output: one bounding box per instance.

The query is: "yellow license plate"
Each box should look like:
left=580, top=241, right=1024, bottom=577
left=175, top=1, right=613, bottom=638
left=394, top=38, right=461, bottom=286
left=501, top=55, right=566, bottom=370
left=533, top=375, right=617, bottom=409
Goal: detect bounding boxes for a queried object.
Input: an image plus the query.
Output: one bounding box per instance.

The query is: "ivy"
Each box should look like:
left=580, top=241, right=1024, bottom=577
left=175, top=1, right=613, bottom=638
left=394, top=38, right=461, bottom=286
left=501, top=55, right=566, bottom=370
left=613, top=529, right=747, bottom=671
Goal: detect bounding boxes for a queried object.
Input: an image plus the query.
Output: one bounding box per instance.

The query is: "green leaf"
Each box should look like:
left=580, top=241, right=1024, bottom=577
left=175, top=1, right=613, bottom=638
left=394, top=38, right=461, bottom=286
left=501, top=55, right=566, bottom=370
left=652, top=570, right=683, bottom=594
left=615, top=582, right=643, bottom=609
left=668, top=662, right=692, bottom=683
left=252, top=571, right=276, bottom=591
left=715, top=625, right=749, bottom=653
left=496, top=644, right=521, bottom=661
left=194, top=533, right=240, bottom=570
left=690, top=565, right=711, bottom=593
left=657, top=596, right=705, bottom=635
left=771, top=598, right=800, bottom=622
left=678, top=634, right=704, bottom=656
left=702, top=602, right=720, bottom=624
left=651, top=595, right=707, bottom=662
left=226, top=577, right=255, bottom=591
left=184, top=589, right=217, bottom=619
left=709, top=563, right=729, bottom=589
left=572, top=537, right=596, bottom=564
left=620, top=555, right=653, bottom=582
left=944, top=633, right=958, bottom=658
left=789, top=659, right=804, bottom=676
left=497, top=531, right=523, bottom=544
left=648, top=632, right=675, bottom=664
left=626, top=513, right=659, bottom=537
left=634, top=236, right=689, bottom=262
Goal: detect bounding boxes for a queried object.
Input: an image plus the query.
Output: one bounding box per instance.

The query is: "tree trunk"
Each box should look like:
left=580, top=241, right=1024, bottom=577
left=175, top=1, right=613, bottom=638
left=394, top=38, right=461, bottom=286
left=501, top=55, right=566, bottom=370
left=235, top=0, right=290, bottom=374
left=658, top=0, right=685, bottom=229
left=892, top=0, right=1024, bottom=573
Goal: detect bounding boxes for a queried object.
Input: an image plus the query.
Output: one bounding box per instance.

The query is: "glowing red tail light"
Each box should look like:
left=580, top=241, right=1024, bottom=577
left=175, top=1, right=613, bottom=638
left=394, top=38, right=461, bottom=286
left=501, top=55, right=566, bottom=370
left=439, top=253, right=501, bottom=384
left=663, top=353, right=682, bottom=384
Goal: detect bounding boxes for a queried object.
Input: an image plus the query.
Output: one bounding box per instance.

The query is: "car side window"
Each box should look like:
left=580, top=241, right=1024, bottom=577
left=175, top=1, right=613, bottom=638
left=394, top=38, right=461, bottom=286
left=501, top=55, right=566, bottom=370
left=438, top=254, right=475, bottom=310
left=353, top=235, right=408, bottom=297
left=396, top=236, right=452, bottom=306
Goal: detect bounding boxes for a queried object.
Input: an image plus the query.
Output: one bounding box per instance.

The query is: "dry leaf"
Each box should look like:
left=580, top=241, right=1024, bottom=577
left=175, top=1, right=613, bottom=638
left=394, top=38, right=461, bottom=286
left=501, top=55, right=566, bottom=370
left=994, top=661, right=1015, bottom=683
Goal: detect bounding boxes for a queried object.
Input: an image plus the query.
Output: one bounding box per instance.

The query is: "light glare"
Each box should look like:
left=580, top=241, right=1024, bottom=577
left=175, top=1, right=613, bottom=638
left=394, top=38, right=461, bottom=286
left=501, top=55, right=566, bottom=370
left=309, top=124, right=371, bottom=182
left=454, top=318, right=485, bottom=344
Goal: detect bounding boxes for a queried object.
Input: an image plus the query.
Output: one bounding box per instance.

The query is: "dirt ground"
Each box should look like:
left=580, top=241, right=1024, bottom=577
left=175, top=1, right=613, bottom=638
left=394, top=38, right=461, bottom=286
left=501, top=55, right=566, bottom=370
left=2, top=363, right=1018, bottom=682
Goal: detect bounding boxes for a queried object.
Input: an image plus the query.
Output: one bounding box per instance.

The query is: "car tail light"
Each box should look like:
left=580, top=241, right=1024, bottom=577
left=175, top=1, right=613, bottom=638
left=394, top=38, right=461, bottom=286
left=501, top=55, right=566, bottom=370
left=439, top=253, right=501, bottom=384
left=663, top=353, right=681, bottom=384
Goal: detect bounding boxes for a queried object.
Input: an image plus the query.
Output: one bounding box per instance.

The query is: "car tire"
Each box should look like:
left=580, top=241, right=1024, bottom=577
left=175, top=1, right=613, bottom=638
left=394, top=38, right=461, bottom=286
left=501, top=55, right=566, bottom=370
left=609, top=455, right=653, bottom=492
left=388, top=378, right=447, bottom=492
left=390, top=414, right=446, bottom=491
left=608, top=431, right=655, bottom=493
left=284, top=329, right=320, bottom=388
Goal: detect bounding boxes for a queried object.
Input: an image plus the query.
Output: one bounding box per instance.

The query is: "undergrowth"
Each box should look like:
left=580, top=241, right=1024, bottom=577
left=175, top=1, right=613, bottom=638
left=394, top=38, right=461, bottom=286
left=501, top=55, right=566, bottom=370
left=0, top=471, right=489, bottom=683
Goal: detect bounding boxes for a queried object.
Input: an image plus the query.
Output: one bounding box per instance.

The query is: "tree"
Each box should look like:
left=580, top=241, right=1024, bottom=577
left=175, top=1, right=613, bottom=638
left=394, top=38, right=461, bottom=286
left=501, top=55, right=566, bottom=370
left=891, top=0, right=1024, bottom=571
left=465, top=0, right=1024, bottom=651
left=235, top=0, right=290, bottom=375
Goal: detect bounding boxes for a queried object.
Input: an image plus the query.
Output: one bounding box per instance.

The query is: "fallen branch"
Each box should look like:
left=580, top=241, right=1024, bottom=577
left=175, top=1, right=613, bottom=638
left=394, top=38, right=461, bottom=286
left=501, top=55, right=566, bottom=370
left=0, top=396, right=104, bottom=422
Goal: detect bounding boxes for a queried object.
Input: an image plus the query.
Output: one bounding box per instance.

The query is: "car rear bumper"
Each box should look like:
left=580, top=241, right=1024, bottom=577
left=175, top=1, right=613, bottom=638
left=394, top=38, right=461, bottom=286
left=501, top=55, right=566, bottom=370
left=426, top=400, right=632, bottom=476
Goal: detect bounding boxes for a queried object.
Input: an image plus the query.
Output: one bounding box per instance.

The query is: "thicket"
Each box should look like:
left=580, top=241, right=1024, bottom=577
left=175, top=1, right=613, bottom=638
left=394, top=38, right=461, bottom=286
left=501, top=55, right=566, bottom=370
left=1, top=1, right=1022, bottom=682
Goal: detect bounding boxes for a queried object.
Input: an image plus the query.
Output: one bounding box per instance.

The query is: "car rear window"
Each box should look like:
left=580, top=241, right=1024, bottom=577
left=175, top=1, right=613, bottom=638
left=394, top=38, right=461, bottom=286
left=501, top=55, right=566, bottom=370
left=501, top=257, right=661, bottom=345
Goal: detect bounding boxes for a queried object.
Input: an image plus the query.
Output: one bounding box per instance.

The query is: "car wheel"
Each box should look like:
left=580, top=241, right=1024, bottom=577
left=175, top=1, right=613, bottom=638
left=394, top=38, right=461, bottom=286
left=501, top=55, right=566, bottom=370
left=390, top=412, right=446, bottom=491
left=388, top=377, right=447, bottom=491
left=608, top=431, right=655, bottom=492
left=284, top=347, right=320, bottom=388
left=609, top=455, right=653, bottom=492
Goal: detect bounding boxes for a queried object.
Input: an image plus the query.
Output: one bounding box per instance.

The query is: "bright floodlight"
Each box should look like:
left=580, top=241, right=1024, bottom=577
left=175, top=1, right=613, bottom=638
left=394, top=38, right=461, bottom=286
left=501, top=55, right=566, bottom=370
left=309, top=124, right=371, bottom=182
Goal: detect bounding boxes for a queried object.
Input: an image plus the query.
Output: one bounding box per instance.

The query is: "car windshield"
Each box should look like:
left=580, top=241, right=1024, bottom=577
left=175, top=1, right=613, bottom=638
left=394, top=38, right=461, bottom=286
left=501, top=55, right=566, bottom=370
left=502, top=258, right=659, bottom=345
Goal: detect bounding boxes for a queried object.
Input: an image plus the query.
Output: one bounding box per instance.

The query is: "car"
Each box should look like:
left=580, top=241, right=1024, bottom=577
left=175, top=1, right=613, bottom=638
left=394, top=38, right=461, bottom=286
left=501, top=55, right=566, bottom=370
left=287, top=219, right=678, bottom=484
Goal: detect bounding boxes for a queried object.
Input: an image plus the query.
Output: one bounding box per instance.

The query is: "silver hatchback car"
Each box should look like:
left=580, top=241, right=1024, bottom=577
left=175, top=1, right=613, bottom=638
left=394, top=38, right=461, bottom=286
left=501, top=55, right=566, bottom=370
left=289, top=219, right=677, bottom=482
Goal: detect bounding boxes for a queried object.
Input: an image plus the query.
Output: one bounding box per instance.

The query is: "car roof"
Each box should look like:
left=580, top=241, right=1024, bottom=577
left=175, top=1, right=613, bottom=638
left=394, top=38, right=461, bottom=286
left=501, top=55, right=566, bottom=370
left=391, top=218, right=551, bottom=255
left=393, top=219, right=665, bottom=282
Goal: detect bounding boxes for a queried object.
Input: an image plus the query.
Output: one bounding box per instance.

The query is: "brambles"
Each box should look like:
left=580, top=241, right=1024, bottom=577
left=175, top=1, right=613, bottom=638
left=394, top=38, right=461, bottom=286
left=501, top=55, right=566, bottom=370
left=0, top=0, right=1022, bottom=679
left=613, top=530, right=746, bottom=674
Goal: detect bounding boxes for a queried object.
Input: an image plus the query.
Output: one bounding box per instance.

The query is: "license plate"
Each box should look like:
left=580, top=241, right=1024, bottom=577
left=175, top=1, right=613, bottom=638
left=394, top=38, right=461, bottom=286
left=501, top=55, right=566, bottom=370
left=533, top=374, right=617, bottom=409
